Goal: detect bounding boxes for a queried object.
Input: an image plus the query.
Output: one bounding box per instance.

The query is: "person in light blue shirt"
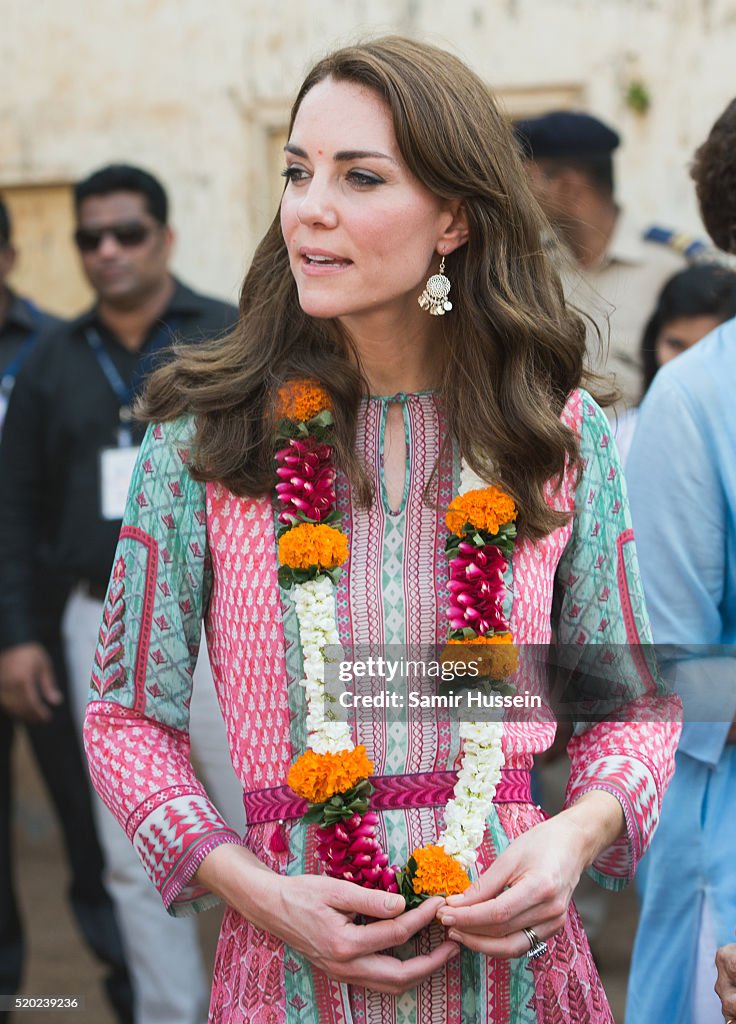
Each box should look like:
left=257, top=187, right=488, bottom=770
left=625, top=94, right=736, bottom=1024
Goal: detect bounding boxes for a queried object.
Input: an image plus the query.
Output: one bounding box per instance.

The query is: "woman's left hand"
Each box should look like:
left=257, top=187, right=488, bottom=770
left=435, top=791, right=624, bottom=958
left=715, top=943, right=736, bottom=1021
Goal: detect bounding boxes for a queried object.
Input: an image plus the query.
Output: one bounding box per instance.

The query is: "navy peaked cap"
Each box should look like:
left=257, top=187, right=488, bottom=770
left=514, top=111, right=620, bottom=160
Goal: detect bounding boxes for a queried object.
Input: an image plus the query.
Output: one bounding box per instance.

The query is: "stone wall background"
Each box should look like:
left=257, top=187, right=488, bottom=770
left=2, top=0, right=735, bottom=312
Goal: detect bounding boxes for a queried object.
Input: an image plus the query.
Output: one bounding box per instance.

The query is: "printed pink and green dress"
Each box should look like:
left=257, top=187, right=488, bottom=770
left=84, top=388, right=679, bottom=1024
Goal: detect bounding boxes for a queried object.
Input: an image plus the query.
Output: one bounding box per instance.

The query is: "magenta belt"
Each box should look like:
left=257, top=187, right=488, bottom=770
left=243, top=768, right=532, bottom=825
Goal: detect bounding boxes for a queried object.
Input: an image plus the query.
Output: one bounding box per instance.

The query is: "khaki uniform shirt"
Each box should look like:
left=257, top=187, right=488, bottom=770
left=559, top=212, right=686, bottom=411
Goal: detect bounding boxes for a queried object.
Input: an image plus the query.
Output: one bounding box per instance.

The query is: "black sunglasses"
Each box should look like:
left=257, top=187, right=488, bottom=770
left=74, top=222, right=154, bottom=252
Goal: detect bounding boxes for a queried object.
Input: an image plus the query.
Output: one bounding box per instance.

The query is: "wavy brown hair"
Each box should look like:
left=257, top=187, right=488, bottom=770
left=141, top=36, right=591, bottom=539
left=691, top=97, right=736, bottom=254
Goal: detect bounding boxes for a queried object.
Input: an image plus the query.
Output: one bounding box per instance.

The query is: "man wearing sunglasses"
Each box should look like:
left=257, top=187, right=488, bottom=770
left=0, top=165, right=241, bottom=1024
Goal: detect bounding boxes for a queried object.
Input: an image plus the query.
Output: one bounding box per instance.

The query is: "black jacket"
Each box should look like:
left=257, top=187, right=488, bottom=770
left=0, top=279, right=237, bottom=649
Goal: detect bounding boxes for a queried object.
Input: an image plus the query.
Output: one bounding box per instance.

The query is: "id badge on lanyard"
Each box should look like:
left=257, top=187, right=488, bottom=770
left=100, top=406, right=140, bottom=520
left=86, top=328, right=141, bottom=520
left=99, top=444, right=140, bottom=520
left=117, top=402, right=133, bottom=447
left=88, top=321, right=176, bottom=519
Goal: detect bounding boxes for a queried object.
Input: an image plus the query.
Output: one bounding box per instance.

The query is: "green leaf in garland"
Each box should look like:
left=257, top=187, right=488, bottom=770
left=277, top=566, right=296, bottom=589
left=351, top=778, right=373, bottom=800
left=445, top=537, right=460, bottom=558
left=444, top=523, right=516, bottom=559
left=308, top=409, right=334, bottom=430
left=300, top=777, right=377, bottom=826
left=275, top=410, right=335, bottom=446
left=396, top=857, right=429, bottom=911
left=274, top=418, right=302, bottom=441
left=490, top=681, right=516, bottom=698
left=277, top=565, right=343, bottom=588
left=278, top=508, right=344, bottom=529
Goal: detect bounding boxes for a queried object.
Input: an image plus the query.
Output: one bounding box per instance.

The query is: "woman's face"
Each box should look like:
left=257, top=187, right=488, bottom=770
left=280, top=76, right=460, bottom=328
left=654, top=313, right=724, bottom=367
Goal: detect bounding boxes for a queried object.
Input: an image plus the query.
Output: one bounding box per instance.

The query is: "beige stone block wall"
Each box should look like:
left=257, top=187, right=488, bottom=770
left=2, top=0, right=735, bottom=313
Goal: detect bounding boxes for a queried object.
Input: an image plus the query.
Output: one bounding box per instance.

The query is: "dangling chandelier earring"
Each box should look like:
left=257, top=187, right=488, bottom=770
left=418, top=254, right=453, bottom=316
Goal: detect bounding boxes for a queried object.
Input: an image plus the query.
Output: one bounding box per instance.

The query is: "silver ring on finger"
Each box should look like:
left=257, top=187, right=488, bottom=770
left=523, top=926, right=548, bottom=961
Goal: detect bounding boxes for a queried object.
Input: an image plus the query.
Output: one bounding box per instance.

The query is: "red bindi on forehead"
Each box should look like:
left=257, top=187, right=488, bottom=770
left=317, top=148, right=324, bottom=156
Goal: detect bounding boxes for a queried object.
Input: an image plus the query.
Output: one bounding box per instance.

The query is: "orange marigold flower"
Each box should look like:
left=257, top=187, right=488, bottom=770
left=440, top=633, right=519, bottom=679
left=287, top=745, right=374, bottom=804
left=278, top=523, right=349, bottom=570
left=410, top=844, right=470, bottom=897
left=445, top=486, right=517, bottom=537
left=276, top=380, right=332, bottom=422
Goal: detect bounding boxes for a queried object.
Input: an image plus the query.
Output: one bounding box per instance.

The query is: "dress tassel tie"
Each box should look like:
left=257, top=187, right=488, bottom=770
left=269, top=820, right=288, bottom=854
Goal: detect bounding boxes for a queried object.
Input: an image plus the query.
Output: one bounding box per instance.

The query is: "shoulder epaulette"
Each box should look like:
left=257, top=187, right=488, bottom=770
left=643, top=225, right=710, bottom=261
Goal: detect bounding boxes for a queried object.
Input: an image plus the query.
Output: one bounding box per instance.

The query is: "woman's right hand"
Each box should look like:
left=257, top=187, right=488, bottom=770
left=263, top=874, right=458, bottom=993
left=197, top=844, right=459, bottom=995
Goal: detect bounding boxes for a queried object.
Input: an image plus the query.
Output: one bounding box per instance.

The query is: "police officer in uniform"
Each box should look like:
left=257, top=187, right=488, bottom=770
left=514, top=110, right=710, bottom=410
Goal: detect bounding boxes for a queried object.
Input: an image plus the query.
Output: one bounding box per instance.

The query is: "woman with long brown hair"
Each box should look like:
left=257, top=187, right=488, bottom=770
left=84, top=37, right=679, bottom=1023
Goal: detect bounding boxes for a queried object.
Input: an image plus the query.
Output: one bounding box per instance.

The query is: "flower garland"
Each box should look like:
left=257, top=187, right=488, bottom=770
left=275, top=381, right=518, bottom=906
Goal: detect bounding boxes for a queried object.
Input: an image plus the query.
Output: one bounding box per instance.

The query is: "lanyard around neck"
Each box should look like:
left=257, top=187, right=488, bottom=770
left=84, top=320, right=177, bottom=445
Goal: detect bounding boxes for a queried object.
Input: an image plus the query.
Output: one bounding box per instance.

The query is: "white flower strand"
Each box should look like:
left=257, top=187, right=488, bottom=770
left=439, top=721, right=505, bottom=869
left=292, top=576, right=352, bottom=754
left=437, top=458, right=506, bottom=869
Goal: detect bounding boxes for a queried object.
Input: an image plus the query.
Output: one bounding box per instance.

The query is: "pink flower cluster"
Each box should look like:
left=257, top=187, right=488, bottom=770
left=275, top=437, right=337, bottom=525
left=448, top=541, right=509, bottom=635
left=316, top=811, right=399, bottom=891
